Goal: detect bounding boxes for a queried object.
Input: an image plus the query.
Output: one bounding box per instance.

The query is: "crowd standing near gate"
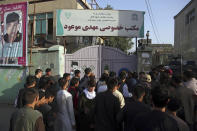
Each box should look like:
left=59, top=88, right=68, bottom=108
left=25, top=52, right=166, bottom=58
left=9, top=65, right=197, bottom=131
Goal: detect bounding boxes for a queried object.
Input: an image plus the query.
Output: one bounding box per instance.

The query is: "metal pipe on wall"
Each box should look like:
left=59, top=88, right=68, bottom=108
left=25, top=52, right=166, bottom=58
left=29, top=0, right=36, bottom=74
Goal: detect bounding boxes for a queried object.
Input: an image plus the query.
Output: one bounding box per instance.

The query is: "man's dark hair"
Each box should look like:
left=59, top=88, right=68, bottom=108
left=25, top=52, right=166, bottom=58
left=151, top=86, right=169, bottom=108
left=59, top=78, right=68, bottom=88
left=6, top=12, right=19, bottom=24
left=45, top=87, right=55, bottom=99
left=100, top=73, right=109, bottom=82
left=139, top=72, right=145, bottom=75
left=25, top=75, right=36, bottom=87
left=70, top=77, right=79, bottom=87
left=89, top=75, right=96, bottom=80
left=172, top=74, right=182, bottom=84
left=132, top=72, right=138, bottom=79
left=35, top=69, right=43, bottom=75
left=85, top=68, right=91, bottom=75
left=107, top=78, right=118, bottom=90
left=74, top=70, right=81, bottom=76
left=119, top=71, right=127, bottom=81
left=45, top=68, right=51, bottom=73
left=127, top=71, right=133, bottom=79
left=63, top=73, right=70, bottom=79
left=133, top=85, right=145, bottom=99
left=23, top=88, right=39, bottom=105
left=160, top=72, right=170, bottom=84
left=109, top=71, right=116, bottom=78
left=38, top=77, right=51, bottom=89
left=88, top=79, right=96, bottom=87
left=167, top=97, right=181, bottom=112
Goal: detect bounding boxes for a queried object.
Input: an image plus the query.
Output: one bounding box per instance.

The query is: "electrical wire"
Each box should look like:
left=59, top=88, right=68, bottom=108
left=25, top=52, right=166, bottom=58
left=147, top=0, right=161, bottom=43
left=145, top=0, right=160, bottom=43
left=90, top=0, right=100, bottom=9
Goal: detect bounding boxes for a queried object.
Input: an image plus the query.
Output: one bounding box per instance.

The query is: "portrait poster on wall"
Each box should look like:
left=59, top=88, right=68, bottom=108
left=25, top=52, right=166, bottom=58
left=0, top=2, right=28, bottom=66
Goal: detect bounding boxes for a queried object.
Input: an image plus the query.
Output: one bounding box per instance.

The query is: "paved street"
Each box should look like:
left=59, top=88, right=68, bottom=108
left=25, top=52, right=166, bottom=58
left=0, top=104, right=16, bottom=131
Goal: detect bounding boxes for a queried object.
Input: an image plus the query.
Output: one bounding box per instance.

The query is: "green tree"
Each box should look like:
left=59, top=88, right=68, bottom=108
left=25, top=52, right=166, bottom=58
left=102, top=5, right=134, bottom=53
left=105, top=37, right=133, bottom=53
left=104, top=5, right=113, bottom=10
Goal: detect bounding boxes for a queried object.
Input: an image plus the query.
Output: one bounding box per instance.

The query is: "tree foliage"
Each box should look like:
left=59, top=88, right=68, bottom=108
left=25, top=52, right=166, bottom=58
left=105, top=37, right=133, bottom=53
left=102, top=5, right=134, bottom=53
left=104, top=5, right=113, bottom=10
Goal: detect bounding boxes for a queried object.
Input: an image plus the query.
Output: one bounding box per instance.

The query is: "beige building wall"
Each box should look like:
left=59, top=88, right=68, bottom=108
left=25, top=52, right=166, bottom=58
left=0, top=0, right=77, bottom=12
left=77, top=3, right=84, bottom=9
left=174, top=0, right=197, bottom=61
left=149, top=44, right=174, bottom=66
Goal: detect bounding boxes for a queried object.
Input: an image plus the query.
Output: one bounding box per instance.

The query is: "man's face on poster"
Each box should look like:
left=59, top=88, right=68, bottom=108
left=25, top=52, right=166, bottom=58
left=6, top=20, right=19, bottom=43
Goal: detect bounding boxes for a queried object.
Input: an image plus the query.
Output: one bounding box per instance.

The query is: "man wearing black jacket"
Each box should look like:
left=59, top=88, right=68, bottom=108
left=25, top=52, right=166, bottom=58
left=16, top=75, right=36, bottom=108
left=132, top=86, right=179, bottom=131
left=34, top=69, right=43, bottom=88
left=117, top=85, right=151, bottom=131
left=79, top=68, right=91, bottom=93
left=95, top=78, right=121, bottom=131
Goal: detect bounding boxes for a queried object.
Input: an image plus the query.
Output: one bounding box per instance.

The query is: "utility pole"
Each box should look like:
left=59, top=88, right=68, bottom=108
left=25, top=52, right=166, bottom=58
left=89, top=0, right=100, bottom=46
left=146, top=30, right=150, bottom=46
left=136, top=37, right=138, bottom=55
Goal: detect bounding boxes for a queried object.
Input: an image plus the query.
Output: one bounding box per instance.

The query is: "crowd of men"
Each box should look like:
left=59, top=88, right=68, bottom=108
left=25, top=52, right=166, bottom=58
left=9, top=65, right=197, bottom=131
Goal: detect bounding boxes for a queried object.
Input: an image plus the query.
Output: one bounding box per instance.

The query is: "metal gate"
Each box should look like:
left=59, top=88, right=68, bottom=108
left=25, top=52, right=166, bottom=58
left=65, top=45, right=137, bottom=79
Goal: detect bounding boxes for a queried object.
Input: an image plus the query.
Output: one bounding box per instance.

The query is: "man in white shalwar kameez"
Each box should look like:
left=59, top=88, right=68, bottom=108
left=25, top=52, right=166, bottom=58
left=55, top=79, right=76, bottom=131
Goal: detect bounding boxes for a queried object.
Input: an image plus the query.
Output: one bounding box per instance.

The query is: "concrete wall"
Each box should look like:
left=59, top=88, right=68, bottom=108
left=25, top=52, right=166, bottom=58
left=149, top=44, right=173, bottom=66
left=174, top=0, right=197, bottom=61
left=0, top=45, right=65, bottom=104
left=29, top=45, right=65, bottom=78
left=0, top=67, right=28, bottom=104
left=137, top=48, right=152, bottom=73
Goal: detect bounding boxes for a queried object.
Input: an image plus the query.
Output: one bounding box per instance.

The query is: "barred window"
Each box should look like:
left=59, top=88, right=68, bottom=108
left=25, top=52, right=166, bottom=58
left=186, top=9, right=195, bottom=25
left=28, top=12, right=53, bottom=40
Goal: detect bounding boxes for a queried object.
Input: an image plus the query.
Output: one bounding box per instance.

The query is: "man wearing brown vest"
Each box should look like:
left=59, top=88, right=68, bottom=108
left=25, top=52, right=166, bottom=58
left=10, top=88, right=45, bottom=131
